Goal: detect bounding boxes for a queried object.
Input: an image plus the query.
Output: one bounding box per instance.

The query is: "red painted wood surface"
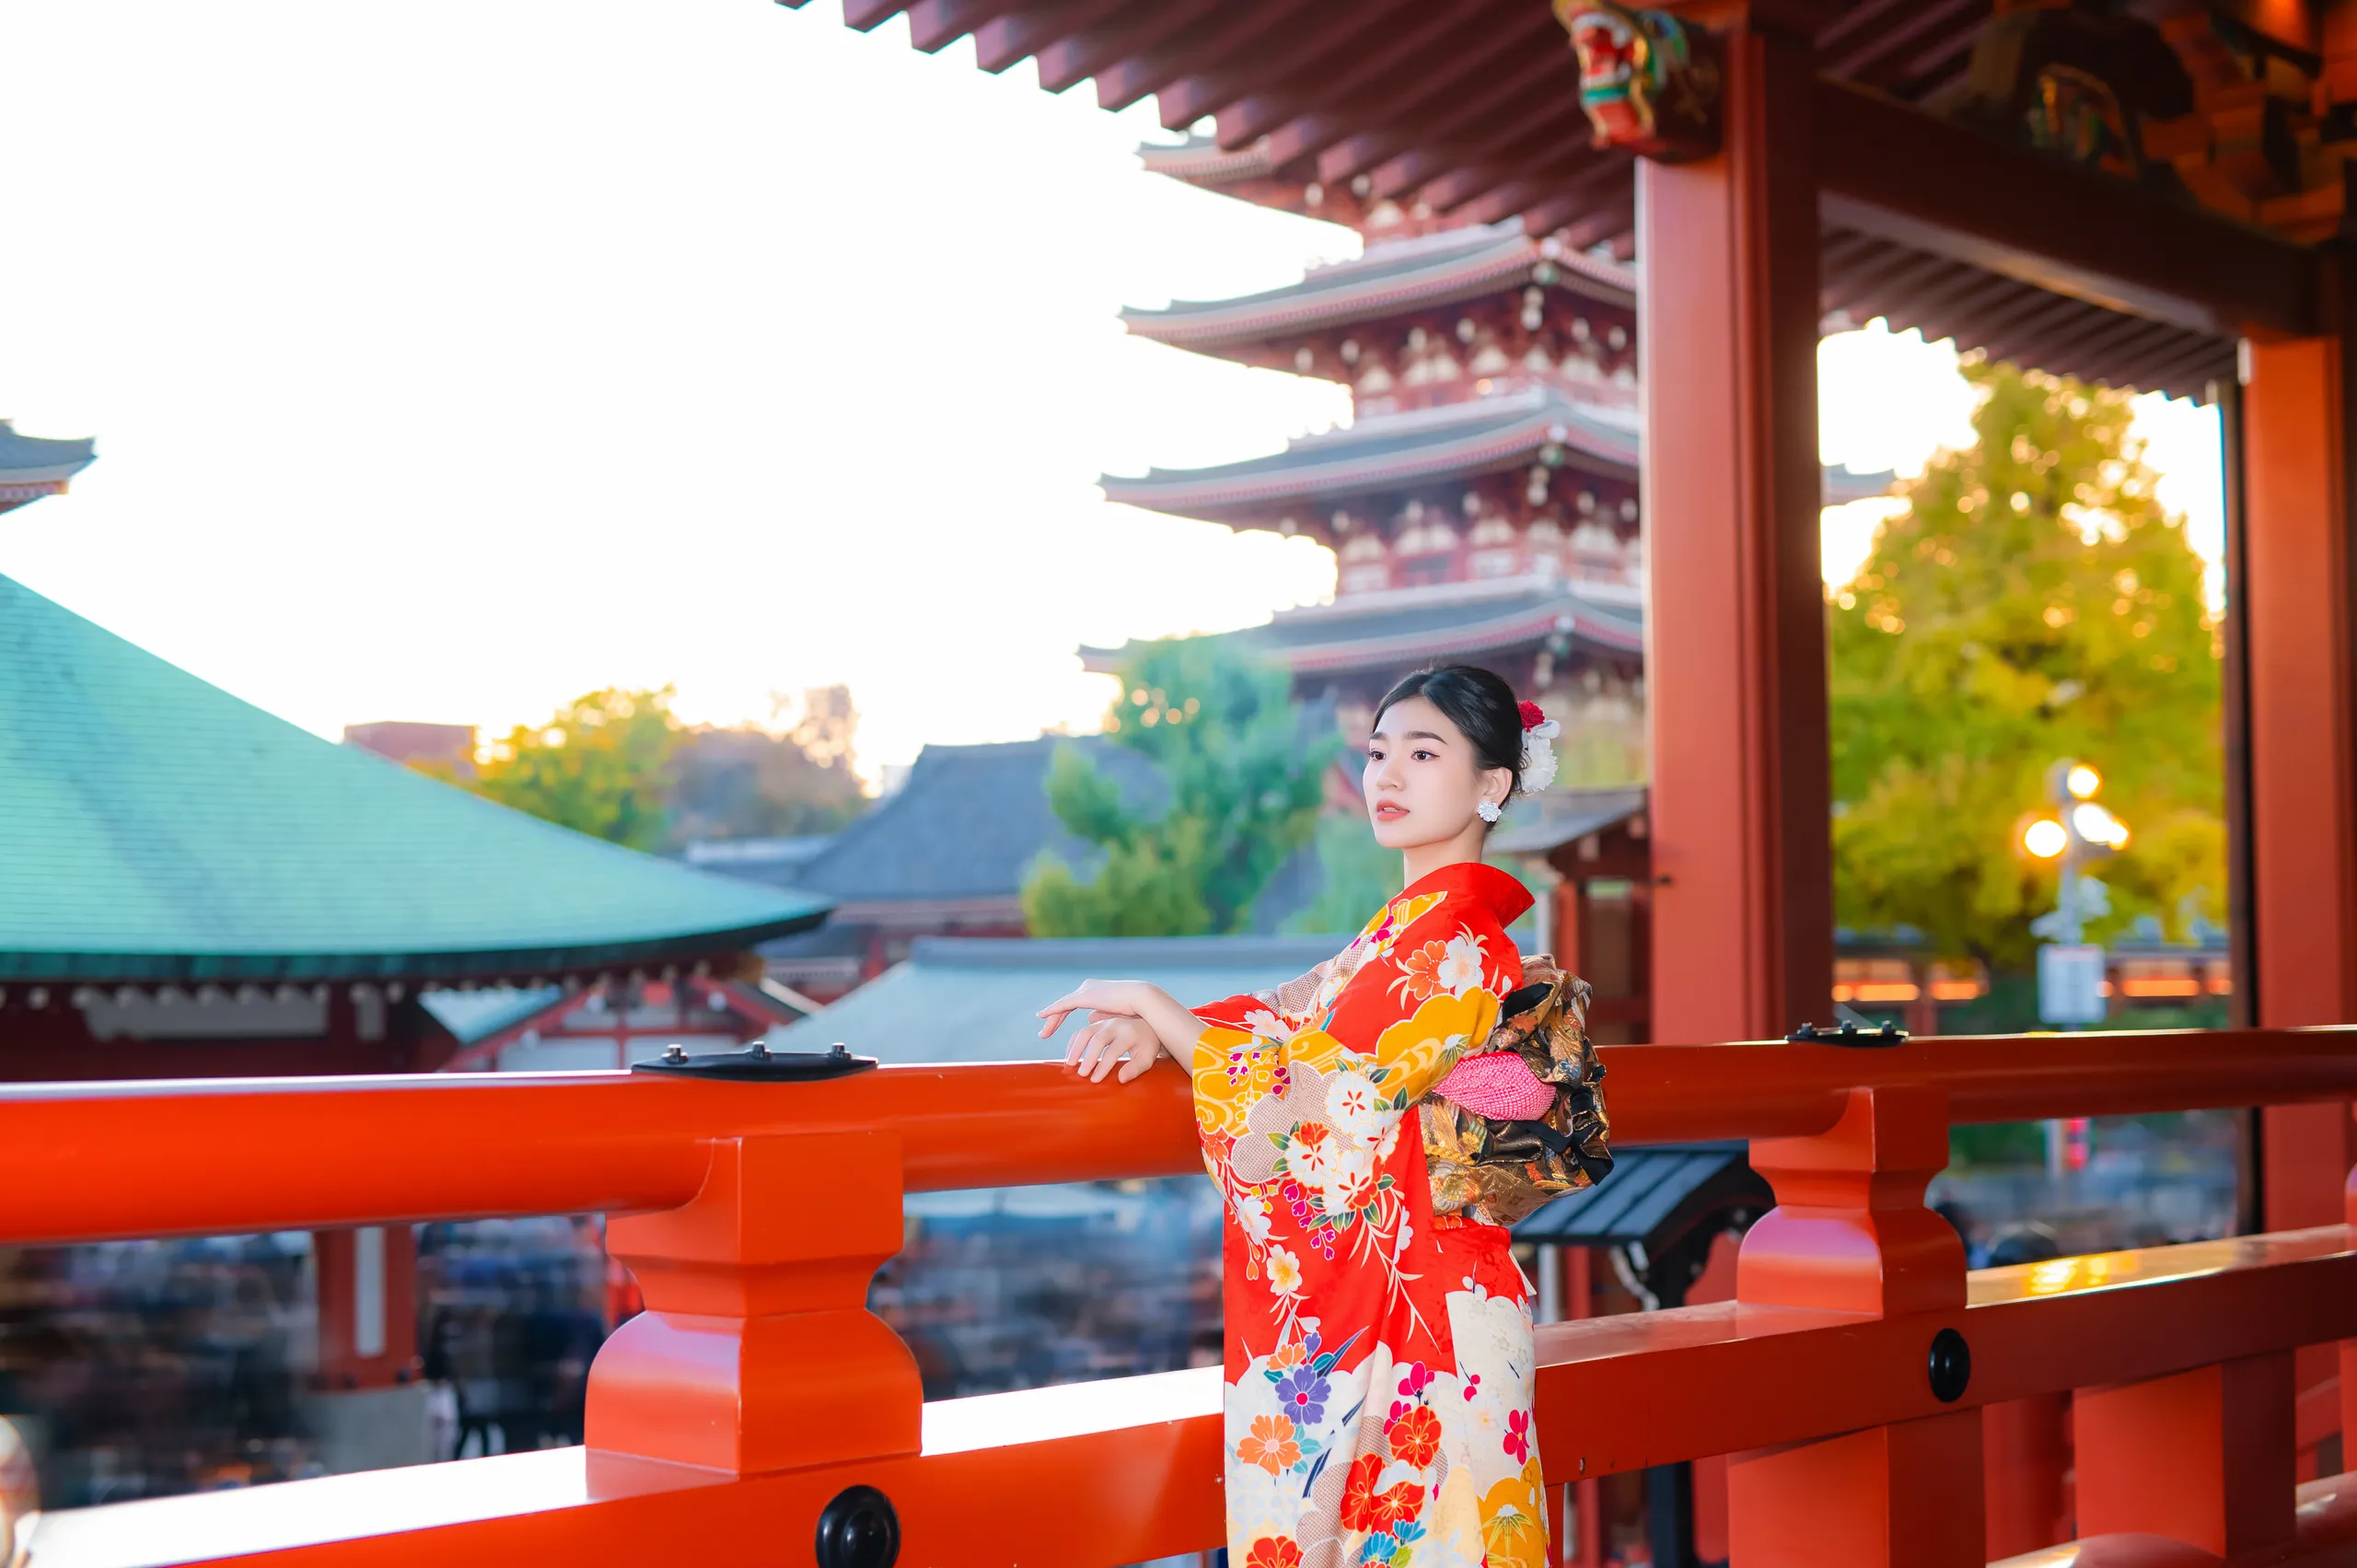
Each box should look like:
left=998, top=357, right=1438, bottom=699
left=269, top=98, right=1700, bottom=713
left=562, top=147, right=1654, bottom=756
left=2243, top=337, right=2357, bottom=1236
left=1637, top=6, right=1833, bottom=1044
left=6, top=1039, right=2357, bottom=1565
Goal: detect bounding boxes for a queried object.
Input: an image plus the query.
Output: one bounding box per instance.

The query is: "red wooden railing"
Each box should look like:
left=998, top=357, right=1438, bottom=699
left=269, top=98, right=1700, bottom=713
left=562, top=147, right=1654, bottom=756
left=7, top=1030, right=2357, bottom=1567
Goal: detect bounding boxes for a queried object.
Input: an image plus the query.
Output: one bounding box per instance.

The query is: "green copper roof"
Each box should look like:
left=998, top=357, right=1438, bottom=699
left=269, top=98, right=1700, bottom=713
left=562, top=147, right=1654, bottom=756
left=0, top=576, right=830, bottom=981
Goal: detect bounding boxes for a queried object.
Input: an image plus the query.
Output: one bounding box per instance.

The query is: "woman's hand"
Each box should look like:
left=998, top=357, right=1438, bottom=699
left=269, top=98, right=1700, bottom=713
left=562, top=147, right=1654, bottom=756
left=1064, top=1013, right=1163, bottom=1083
left=1036, top=978, right=1157, bottom=1039
left=1036, top=979, right=1208, bottom=1084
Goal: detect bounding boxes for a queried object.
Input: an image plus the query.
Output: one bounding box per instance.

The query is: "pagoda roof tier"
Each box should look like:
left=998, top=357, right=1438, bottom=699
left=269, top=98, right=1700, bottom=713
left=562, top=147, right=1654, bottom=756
left=0, top=576, right=830, bottom=982
left=1122, top=222, right=1634, bottom=354
left=1101, top=391, right=1639, bottom=523
left=828, top=3, right=2312, bottom=400
left=1082, top=575, right=1644, bottom=678
left=1100, top=392, right=1894, bottom=524
left=1137, top=134, right=1279, bottom=188
left=0, top=421, right=97, bottom=513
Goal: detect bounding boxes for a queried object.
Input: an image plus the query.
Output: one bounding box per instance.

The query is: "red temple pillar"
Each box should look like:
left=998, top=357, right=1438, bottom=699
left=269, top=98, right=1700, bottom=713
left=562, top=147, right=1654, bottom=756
left=2240, top=321, right=2357, bottom=1469
left=2241, top=335, right=2357, bottom=1221
left=314, top=1225, right=421, bottom=1389
left=308, top=1225, right=433, bottom=1472
left=1639, top=2, right=1833, bottom=1045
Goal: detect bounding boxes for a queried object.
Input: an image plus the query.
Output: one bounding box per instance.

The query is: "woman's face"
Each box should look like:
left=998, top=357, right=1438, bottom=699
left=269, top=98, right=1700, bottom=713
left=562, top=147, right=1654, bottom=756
left=1363, top=694, right=1511, bottom=850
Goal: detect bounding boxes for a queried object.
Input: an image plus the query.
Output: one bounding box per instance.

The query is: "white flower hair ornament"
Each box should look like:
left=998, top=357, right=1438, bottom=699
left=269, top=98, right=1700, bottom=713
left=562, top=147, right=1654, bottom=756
left=1516, top=700, right=1561, bottom=796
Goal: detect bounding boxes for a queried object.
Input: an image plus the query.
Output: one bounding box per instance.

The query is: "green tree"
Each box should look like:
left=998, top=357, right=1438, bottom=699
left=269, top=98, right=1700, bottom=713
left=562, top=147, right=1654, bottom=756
left=1829, top=359, right=2225, bottom=970
left=1285, top=808, right=1401, bottom=935
left=456, top=687, right=683, bottom=851
left=1022, top=641, right=1335, bottom=936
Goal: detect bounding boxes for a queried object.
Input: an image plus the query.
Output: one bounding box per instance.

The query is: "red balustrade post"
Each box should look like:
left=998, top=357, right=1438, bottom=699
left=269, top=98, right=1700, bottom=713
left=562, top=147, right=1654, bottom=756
left=1980, top=1393, right=2070, bottom=1557
left=2074, top=1353, right=2295, bottom=1554
left=585, top=1130, right=921, bottom=1475
left=2341, top=1163, right=2357, bottom=1476
left=1724, top=1085, right=1981, bottom=1567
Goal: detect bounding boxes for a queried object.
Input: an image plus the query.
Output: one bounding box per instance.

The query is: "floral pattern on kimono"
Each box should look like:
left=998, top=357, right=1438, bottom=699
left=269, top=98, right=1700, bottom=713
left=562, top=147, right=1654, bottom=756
left=1192, top=863, right=1547, bottom=1568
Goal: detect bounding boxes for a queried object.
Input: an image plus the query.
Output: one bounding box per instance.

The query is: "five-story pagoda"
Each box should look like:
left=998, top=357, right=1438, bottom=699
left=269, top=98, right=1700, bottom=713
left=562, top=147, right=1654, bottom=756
left=1091, top=137, right=1887, bottom=790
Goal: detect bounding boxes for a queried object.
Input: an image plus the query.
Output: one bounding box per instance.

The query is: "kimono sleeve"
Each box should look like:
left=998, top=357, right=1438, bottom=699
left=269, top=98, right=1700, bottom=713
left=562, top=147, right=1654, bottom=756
left=1188, top=959, right=1331, bottom=1144
left=1299, top=895, right=1520, bottom=1114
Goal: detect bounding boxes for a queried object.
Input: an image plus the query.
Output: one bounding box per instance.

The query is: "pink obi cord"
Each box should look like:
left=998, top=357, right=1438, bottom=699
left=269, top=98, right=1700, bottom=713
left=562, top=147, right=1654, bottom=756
left=1434, top=1051, right=1556, bottom=1120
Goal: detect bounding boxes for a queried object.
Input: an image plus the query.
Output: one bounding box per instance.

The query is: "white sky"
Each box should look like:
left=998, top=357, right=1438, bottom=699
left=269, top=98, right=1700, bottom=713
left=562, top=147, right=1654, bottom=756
left=0, top=0, right=2226, bottom=775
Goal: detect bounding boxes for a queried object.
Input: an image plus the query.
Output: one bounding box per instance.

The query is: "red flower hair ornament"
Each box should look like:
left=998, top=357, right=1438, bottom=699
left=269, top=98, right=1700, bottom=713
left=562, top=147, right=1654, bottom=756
left=1517, top=699, right=1561, bottom=795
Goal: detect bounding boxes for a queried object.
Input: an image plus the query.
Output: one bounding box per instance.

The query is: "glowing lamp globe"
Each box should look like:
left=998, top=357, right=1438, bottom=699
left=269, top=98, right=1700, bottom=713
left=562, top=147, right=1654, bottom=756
left=2066, top=763, right=2103, bottom=799
left=2025, top=819, right=2068, bottom=859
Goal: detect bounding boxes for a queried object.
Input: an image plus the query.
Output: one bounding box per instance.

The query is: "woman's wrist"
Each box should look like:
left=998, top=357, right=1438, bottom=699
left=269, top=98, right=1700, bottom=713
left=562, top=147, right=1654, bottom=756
left=1132, top=986, right=1203, bottom=1058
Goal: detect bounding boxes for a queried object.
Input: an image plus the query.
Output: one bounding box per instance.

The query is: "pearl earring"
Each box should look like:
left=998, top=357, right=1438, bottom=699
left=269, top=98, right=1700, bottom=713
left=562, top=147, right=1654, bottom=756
left=1477, top=798, right=1503, bottom=823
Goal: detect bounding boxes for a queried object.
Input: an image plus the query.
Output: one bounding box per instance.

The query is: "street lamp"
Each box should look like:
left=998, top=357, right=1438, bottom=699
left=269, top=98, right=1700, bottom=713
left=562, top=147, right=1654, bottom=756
left=2028, top=758, right=2131, bottom=1183
left=2026, top=759, right=2131, bottom=950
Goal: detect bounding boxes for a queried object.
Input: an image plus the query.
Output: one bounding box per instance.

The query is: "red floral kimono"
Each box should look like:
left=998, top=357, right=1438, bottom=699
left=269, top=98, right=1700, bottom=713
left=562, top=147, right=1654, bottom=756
left=1192, top=863, right=1546, bottom=1568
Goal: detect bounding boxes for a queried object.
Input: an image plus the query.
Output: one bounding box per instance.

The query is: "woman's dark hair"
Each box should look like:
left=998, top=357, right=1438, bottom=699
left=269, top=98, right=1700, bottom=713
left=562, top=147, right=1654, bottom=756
left=1374, top=664, right=1525, bottom=798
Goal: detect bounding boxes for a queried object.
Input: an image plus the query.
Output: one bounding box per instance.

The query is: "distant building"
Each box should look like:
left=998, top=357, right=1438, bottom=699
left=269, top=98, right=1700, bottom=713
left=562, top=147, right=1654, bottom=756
left=1090, top=140, right=1895, bottom=787
left=344, top=721, right=478, bottom=776
left=0, top=575, right=829, bottom=1081
left=0, top=420, right=96, bottom=517
left=746, top=736, right=1166, bottom=999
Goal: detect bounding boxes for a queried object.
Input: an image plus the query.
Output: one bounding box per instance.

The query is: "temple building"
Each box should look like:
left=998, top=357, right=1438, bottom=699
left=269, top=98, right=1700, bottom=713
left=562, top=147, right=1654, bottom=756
left=0, top=571, right=830, bottom=1079
left=1089, top=138, right=1890, bottom=789
left=0, top=420, right=96, bottom=516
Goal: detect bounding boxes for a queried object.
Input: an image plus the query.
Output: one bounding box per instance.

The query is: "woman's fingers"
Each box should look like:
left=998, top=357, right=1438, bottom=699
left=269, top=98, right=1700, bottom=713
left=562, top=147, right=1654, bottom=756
left=1036, top=982, right=1112, bottom=1039
left=1077, top=1021, right=1117, bottom=1078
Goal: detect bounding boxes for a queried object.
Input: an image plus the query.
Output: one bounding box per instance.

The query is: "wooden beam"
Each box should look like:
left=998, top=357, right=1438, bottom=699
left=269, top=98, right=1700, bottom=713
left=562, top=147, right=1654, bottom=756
left=1250, top=6, right=1495, bottom=160
left=1815, top=77, right=2318, bottom=341
left=1365, top=47, right=1573, bottom=196
left=1420, top=109, right=1594, bottom=212
left=1524, top=160, right=1631, bottom=238
left=904, top=0, right=1029, bottom=54
left=1869, top=264, right=2034, bottom=338
left=1036, top=0, right=1227, bottom=96
left=839, top=0, right=908, bottom=29
left=1820, top=0, right=1983, bottom=85
left=1148, top=0, right=1339, bottom=130
left=1093, top=0, right=1312, bottom=111
left=1308, top=10, right=1552, bottom=181
left=974, top=0, right=1131, bottom=75
left=1198, top=0, right=1426, bottom=143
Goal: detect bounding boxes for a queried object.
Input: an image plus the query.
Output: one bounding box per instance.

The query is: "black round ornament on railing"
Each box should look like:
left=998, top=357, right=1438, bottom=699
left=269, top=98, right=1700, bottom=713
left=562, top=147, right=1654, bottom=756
left=1927, top=1327, right=1972, bottom=1403
left=816, top=1484, right=900, bottom=1568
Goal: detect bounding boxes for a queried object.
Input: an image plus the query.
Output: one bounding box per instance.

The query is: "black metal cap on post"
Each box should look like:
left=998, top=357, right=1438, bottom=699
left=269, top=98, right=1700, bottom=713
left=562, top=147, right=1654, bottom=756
left=1927, top=1327, right=1972, bottom=1402
left=815, top=1484, right=900, bottom=1568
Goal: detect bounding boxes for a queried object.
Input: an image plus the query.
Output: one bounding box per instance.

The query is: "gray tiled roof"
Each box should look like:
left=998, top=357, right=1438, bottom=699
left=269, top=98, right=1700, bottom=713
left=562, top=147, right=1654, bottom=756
left=773, top=934, right=1348, bottom=1064
left=1101, top=393, right=1641, bottom=519
left=1486, top=786, right=1646, bottom=856
left=1122, top=226, right=1636, bottom=350
left=0, top=421, right=97, bottom=485
left=789, top=737, right=1165, bottom=905
left=1083, top=579, right=1644, bottom=675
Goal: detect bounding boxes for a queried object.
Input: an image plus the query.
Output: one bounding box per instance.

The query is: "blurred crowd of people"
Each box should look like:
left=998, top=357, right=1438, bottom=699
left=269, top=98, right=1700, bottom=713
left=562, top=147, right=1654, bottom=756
left=0, top=1236, right=319, bottom=1506
left=874, top=1179, right=1223, bottom=1400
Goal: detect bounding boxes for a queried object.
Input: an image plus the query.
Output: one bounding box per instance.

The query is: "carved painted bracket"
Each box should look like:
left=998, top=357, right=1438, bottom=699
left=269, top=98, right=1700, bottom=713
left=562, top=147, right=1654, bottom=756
left=1552, top=1, right=1724, bottom=162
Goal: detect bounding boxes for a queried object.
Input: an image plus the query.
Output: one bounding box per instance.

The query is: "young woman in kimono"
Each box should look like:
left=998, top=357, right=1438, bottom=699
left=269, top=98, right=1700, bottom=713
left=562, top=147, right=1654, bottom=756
left=1037, top=665, right=1563, bottom=1568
